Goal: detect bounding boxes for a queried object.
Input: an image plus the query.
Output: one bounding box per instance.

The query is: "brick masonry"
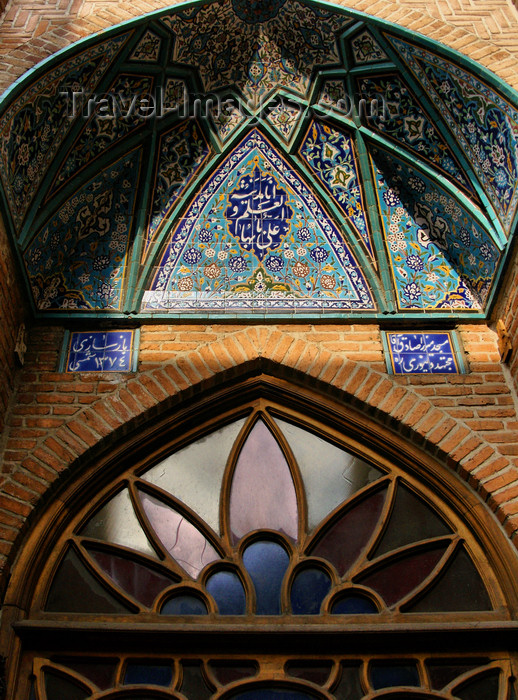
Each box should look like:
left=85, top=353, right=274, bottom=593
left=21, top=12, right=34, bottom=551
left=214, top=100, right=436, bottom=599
left=0, top=320, right=518, bottom=590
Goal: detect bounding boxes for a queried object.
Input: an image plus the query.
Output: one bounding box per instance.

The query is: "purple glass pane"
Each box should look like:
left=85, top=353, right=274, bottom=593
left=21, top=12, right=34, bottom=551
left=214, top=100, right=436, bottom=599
left=455, top=671, right=500, bottom=700
left=140, top=491, right=219, bottom=578
left=46, top=549, right=131, bottom=613
left=230, top=420, right=298, bottom=543
left=426, top=660, right=489, bottom=690
left=309, top=486, right=388, bottom=576
left=45, top=672, right=90, bottom=700
left=87, top=549, right=178, bottom=607
left=407, top=548, right=492, bottom=612
left=285, top=661, right=333, bottom=686
left=358, top=544, right=448, bottom=606
left=52, top=658, right=118, bottom=690
left=209, top=662, right=258, bottom=685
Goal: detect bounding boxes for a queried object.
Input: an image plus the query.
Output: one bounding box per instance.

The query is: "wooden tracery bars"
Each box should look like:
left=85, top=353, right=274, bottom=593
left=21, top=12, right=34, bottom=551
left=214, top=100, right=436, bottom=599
left=11, top=401, right=518, bottom=698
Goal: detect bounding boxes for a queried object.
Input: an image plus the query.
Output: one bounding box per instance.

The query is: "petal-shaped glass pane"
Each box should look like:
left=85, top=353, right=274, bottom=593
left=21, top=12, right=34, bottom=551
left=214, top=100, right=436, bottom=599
left=373, top=484, right=451, bottom=557
left=206, top=570, right=247, bottom=614
left=230, top=420, right=298, bottom=543
left=276, top=419, right=383, bottom=530
left=46, top=549, right=132, bottom=613
left=87, top=548, right=179, bottom=607
left=454, top=671, right=500, bottom=700
left=52, top=659, right=118, bottom=691
left=124, top=663, right=173, bottom=686
left=331, top=664, right=363, bottom=700
left=285, top=662, right=333, bottom=686
left=309, top=486, right=388, bottom=576
left=426, top=660, right=490, bottom=690
left=142, top=418, right=246, bottom=533
left=242, top=540, right=290, bottom=615
left=358, top=544, right=448, bottom=606
left=44, top=672, right=91, bottom=700
left=81, top=489, right=156, bottom=558
left=140, top=491, right=220, bottom=578
left=290, top=568, right=331, bottom=614
left=370, top=662, right=420, bottom=689
left=160, top=594, right=208, bottom=615
left=180, top=660, right=213, bottom=699
left=406, top=547, right=492, bottom=612
left=331, top=593, right=378, bottom=615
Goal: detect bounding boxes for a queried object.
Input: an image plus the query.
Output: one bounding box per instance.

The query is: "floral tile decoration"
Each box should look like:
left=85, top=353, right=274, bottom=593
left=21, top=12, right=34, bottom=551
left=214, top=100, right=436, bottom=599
left=388, top=34, right=518, bottom=235
left=386, top=332, right=460, bottom=374
left=0, top=0, right=515, bottom=318
left=143, top=130, right=375, bottom=312
left=65, top=330, right=135, bottom=372
left=371, top=146, right=499, bottom=311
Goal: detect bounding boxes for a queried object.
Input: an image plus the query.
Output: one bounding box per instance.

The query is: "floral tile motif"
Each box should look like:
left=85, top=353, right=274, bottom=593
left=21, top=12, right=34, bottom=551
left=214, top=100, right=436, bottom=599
left=371, top=146, right=499, bottom=311
left=388, top=35, right=518, bottom=234
left=351, top=30, right=387, bottom=65
left=318, top=79, right=350, bottom=115
left=0, top=32, right=130, bottom=234
left=299, top=120, right=374, bottom=261
left=25, top=149, right=142, bottom=311
left=210, top=100, right=248, bottom=145
left=162, top=78, right=187, bottom=113
left=357, top=75, right=474, bottom=195
left=161, top=0, right=350, bottom=108
left=129, top=30, right=162, bottom=62
left=143, top=130, right=374, bottom=312
left=48, top=74, right=154, bottom=199
left=265, top=99, right=302, bottom=142
left=145, top=120, right=210, bottom=257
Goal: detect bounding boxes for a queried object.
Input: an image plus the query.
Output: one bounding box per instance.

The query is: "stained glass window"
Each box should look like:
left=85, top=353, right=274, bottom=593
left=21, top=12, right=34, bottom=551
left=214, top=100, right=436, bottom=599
left=18, top=403, right=514, bottom=697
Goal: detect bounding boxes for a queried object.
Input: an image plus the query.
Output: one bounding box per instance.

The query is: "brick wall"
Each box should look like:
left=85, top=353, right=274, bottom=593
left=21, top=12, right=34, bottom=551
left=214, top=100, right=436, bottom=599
left=0, top=320, right=517, bottom=589
left=0, top=213, right=27, bottom=437
left=0, top=0, right=517, bottom=95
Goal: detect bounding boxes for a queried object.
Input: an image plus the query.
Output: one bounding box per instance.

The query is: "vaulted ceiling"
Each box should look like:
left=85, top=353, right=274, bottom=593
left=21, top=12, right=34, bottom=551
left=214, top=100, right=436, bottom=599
left=0, top=0, right=517, bottom=319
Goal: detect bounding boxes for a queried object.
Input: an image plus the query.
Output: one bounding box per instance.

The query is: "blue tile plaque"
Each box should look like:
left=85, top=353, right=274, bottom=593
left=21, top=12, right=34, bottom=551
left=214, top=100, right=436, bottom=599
left=386, top=332, right=460, bottom=374
left=66, top=331, right=134, bottom=372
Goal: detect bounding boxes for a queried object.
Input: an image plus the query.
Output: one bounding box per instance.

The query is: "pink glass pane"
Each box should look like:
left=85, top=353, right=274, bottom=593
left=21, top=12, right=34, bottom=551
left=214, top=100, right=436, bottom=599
left=230, top=420, right=298, bottom=543
left=140, top=491, right=219, bottom=578
left=87, top=548, right=179, bottom=607
left=308, top=486, right=388, bottom=576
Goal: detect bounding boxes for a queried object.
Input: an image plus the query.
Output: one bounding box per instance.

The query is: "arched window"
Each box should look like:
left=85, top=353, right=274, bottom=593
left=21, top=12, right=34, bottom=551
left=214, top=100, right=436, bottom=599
left=8, top=389, right=518, bottom=699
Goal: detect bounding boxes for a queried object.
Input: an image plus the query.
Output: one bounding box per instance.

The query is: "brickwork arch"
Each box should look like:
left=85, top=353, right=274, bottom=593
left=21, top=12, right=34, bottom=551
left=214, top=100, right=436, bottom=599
left=1, top=328, right=516, bottom=593
left=0, top=0, right=517, bottom=96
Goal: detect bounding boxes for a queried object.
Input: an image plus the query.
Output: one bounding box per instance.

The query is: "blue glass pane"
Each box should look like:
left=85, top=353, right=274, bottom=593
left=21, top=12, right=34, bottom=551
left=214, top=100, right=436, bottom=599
left=230, top=690, right=318, bottom=699
left=290, top=568, right=331, bottom=614
left=206, top=571, right=246, bottom=615
left=124, top=664, right=172, bottom=686
left=331, top=594, right=378, bottom=615
left=371, top=663, right=420, bottom=689
left=242, top=541, right=290, bottom=615
left=160, top=595, right=208, bottom=615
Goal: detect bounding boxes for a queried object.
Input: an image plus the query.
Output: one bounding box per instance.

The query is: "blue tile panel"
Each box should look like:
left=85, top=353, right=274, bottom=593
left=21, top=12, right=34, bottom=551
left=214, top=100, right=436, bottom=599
left=143, top=130, right=375, bottom=312
left=25, top=149, right=142, bottom=311
left=357, top=74, right=474, bottom=195
left=48, top=73, right=154, bottom=200
left=0, top=32, right=130, bottom=233
left=66, top=331, right=134, bottom=372
left=299, top=119, right=374, bottom=261
left=387, top=332, right=459, bottom=374
left=389, top=35, right=518, bottom=235
left=371, top=146, right=500, bottom=311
